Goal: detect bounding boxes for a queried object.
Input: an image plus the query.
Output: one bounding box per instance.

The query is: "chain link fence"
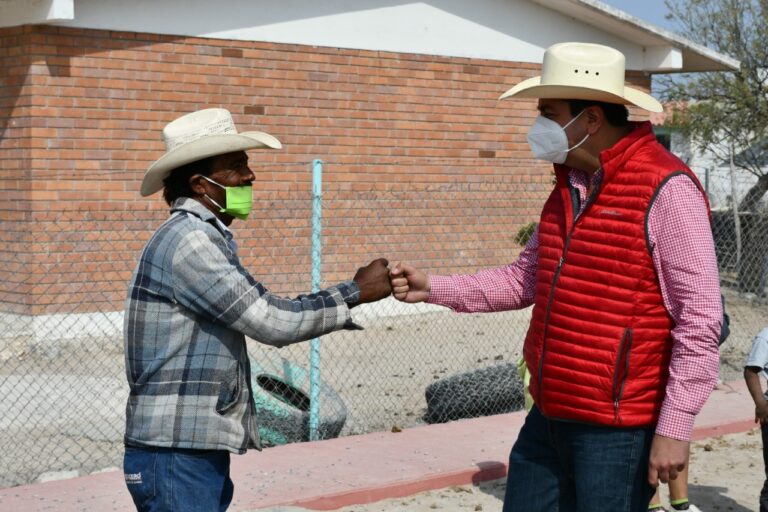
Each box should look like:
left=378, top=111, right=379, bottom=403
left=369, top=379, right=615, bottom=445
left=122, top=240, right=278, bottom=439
left=704, top=164, right=768, bottom=381
left=0, top=159, right=766, bottom=489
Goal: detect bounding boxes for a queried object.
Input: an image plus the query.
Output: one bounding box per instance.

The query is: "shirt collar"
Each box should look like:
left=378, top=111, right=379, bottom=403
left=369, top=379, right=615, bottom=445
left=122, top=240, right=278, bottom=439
left=170, top=197, right=231, bottom=236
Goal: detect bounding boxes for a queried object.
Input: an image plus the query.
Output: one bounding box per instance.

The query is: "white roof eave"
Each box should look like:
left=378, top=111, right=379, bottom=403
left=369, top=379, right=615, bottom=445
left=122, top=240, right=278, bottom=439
left=531, top=0, right=740, bottom=73
left=0, top=0, right=74, bottom=28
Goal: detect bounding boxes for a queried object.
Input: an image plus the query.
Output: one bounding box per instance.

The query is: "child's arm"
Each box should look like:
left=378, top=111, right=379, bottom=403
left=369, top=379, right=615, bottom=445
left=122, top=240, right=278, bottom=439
left=744, top=366, right=768, bottom=424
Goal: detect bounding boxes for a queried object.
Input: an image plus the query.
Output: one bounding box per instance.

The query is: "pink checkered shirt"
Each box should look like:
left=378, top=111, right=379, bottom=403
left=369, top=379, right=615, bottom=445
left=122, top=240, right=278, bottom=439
left=428, top=170, right=722, bottom=441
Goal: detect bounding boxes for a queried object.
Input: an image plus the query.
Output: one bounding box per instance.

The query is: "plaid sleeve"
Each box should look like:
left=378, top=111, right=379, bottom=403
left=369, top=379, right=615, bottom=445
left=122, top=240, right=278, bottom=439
left=171, top=228, right=359, bottom=347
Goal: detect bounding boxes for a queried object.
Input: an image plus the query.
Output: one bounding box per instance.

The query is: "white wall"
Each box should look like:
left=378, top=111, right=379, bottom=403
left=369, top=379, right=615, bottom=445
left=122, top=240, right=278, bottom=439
left=0, top=0, right=73, bottom=25
left=54, top=0, right=650, bottom=69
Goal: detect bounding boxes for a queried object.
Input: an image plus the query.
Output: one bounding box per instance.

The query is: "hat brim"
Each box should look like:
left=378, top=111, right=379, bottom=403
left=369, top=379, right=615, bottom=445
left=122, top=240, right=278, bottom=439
left=141, top=131, right=282, bottom=197
left=499, top=76, right=663, bottom=113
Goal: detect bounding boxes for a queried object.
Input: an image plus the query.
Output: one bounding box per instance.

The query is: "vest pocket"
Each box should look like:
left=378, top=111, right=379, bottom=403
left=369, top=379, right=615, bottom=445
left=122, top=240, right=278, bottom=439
left=611, top=328, right=634, bottom=424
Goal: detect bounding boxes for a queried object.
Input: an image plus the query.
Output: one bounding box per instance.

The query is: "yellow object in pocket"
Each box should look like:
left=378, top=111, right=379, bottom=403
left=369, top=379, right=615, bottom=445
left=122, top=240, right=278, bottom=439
left=516, top=356, right=534, bottom=412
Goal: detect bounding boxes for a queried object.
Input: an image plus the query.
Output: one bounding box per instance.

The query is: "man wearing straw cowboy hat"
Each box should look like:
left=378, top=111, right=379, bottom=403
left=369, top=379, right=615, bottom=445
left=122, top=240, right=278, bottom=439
left=123, top=108, right=392, bottom=511
left=390, top=42, right=722, bottom=510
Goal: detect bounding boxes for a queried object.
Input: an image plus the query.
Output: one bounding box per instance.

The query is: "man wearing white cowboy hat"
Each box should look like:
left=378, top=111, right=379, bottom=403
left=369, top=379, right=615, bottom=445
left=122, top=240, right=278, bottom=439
left=390, top=42, right=722, bottom=510
left=123, top=108, right=392, bottom=511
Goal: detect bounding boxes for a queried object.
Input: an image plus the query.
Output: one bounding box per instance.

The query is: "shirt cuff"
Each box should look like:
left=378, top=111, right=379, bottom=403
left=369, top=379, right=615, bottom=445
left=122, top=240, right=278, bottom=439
left=337, top=280, right=361, bottom=305
left=655, top=405, right=696, bottom=442
left=427, top=275, right=456, bottom=309
left=337, top=280, right=364, bottom=330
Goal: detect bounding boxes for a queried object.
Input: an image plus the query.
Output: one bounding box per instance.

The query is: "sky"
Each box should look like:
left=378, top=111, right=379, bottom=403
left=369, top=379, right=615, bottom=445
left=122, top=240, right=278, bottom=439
left=600, top=0, right=676, bottom=30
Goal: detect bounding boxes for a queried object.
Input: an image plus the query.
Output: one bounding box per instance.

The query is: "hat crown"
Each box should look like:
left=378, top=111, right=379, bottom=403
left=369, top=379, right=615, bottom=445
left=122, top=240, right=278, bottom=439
left=498, top=41, right=662, bottom=113
left=540, top=42, right=626, bottom=96
left=162, top=108, right=237, bottom=152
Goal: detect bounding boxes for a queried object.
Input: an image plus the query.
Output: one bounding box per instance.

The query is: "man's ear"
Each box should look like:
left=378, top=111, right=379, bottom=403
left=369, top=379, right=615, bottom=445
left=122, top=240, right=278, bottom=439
left=189, top=174, right=207, bottom=196
left=585, top=106, right=604, bottom=134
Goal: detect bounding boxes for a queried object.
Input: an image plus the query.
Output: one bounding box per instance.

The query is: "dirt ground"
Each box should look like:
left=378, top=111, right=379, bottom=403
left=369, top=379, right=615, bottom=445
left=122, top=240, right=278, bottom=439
left=316, top=428, right=765, bottom=512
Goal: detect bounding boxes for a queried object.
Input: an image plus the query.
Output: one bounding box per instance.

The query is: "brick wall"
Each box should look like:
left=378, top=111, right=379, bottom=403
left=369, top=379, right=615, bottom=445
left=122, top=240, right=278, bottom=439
left=0, top=25, right=652, bottom=315
left=0, top=27, right=33, bottom=315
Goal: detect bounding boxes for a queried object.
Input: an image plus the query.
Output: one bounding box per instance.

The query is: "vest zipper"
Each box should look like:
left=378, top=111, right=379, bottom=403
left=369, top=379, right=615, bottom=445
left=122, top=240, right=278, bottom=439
left=537, top=178, right=601, bottom=409
left=536, top=252, right=568, bottom=393
left=611, top=328, right=634, bottom=425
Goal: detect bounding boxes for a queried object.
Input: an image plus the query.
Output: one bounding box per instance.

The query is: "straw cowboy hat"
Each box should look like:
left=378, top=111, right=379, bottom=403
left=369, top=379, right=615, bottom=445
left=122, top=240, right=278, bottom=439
left=499, top=42, right=663, bottom=113
left=141, top=108, right=282, bottom=197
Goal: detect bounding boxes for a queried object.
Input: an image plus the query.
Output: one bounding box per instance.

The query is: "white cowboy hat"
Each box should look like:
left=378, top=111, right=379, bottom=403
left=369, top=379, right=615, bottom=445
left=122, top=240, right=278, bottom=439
left=499, top=42, right=663, bottom=113
left=141, top=108, right=282, bottom=197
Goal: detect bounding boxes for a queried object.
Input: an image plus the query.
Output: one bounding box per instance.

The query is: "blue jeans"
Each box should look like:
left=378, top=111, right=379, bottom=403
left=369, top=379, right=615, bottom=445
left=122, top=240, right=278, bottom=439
left=760, top=422, right=768, bottom=512
left=502, top=406, right=655, bottom=511
left=123, top=445, right=234, bottom=512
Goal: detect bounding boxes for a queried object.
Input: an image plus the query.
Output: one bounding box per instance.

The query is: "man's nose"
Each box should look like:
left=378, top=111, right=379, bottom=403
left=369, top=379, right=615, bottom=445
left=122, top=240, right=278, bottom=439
left=241, top=168, right=255, bottom=183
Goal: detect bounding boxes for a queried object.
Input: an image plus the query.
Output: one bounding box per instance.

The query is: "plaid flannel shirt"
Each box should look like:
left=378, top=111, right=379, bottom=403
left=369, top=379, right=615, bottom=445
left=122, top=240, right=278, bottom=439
left=124, top=197, right=360, bottom=453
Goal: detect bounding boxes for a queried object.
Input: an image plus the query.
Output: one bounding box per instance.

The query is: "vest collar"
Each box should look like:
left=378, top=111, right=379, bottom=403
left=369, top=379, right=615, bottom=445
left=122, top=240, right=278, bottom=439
left=598, top=121, right=656, bottom=177
left=552, top=121, right=656, bottom=181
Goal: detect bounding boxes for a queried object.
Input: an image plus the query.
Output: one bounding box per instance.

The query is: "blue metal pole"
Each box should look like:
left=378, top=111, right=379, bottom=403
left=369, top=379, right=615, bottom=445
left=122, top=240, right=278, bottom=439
left=309, top=159, right=323, bottom=441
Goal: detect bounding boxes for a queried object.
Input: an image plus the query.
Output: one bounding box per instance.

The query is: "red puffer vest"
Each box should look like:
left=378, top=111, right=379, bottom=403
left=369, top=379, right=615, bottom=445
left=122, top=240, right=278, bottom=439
left=523, top=121, right=706, bottom=427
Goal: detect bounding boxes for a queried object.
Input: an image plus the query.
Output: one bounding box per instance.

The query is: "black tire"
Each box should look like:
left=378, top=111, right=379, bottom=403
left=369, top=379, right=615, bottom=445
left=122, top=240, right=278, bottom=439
left=249, top=353, right=347, bottom=447
left=424, top=363, right=525, bottom=424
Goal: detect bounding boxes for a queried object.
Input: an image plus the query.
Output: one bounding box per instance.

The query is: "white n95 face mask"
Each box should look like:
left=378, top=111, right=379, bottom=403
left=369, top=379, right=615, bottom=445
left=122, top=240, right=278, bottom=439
left=527, top=111, right=589, bottom=164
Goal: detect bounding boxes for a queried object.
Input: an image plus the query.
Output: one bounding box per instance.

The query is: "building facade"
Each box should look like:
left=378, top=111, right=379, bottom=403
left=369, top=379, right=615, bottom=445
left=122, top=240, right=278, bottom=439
left=0, top=0, right=737, bottom=323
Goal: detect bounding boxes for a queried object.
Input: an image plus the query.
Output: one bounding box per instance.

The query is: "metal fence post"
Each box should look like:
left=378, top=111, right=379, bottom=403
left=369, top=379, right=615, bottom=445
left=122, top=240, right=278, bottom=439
left=309, top=159, right=323, bottom=441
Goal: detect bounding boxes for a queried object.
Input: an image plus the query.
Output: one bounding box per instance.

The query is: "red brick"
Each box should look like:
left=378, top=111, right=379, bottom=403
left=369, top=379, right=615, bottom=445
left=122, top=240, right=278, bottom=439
left=0, top=24, right=653, bottom=313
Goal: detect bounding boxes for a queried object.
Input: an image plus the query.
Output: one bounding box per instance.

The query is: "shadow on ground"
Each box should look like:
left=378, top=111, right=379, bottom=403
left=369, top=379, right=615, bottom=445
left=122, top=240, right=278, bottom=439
left=477, top=477, right=506, bottom=501
left=476, top=480, right=755, bottom=511
left=690, top=483, right=753, bottom=512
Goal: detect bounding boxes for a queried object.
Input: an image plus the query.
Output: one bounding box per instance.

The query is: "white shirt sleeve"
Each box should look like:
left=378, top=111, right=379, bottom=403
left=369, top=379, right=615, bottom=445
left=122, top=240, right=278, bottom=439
left=745, top=327, right=768, bottom=378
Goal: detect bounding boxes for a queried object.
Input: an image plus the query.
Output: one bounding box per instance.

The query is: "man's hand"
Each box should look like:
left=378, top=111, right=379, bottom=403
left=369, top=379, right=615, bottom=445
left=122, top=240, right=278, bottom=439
left=745, top=368, right=768, bottom=424
left=755, top=402, right=768, bottom=425
left=389, top=262, right=430, bottom=303
left=647, top=434, right=688, bottom=487
left=352, top=258, right=392, bottom=305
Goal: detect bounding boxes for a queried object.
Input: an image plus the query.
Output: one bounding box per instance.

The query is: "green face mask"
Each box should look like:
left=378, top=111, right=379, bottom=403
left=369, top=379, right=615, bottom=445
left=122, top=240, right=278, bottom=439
left=201, top=176, right=253, bottom=220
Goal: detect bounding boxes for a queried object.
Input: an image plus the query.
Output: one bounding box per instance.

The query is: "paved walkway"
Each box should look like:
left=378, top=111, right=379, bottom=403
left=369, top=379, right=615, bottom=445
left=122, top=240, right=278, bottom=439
left=0, top=380, right=754, bottom=512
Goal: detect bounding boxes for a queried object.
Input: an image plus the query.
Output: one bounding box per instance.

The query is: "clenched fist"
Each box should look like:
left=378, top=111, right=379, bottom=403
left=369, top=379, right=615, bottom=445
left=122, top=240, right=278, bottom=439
left=390, top=262, right=430, bottom=303
left=352, top=258, right=392, bottom=306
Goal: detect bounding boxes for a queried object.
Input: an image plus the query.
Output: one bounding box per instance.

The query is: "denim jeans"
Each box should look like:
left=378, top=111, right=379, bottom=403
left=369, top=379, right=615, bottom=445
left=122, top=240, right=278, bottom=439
left=123, top=445, right=234, bottom=512
left=502, top=406, right=655, bottom=512
left=761, top=422, right=768, bottom=512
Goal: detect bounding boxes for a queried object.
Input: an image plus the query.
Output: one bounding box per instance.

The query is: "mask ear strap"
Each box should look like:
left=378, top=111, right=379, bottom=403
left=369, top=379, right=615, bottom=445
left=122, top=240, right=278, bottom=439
left=199, top=175, right=225, bottom=189
left=562, top=109, right=585, bottom=130
left=568, top=132, right=590, bottom=152
left=563, top=109, right=589, bottom=152
left=194, top=175, right=226, bottom=211
left=203, top=194, right=225, bottom=211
